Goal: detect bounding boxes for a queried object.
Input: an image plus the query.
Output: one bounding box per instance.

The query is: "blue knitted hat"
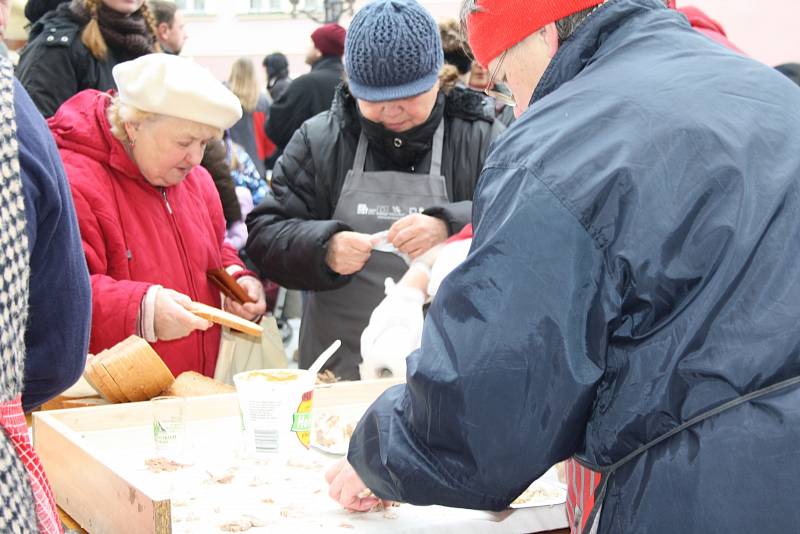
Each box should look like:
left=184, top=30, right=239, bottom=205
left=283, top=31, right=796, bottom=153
left=345, top=0, right=444, bottom=102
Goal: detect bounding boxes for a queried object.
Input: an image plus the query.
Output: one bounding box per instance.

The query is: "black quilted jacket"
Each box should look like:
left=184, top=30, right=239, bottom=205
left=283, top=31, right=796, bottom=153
left=246, top=83, right=504, bottom=290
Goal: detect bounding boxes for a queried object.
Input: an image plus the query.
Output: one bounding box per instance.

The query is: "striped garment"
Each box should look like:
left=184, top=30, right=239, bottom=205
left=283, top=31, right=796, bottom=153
left=0, top=56, right=63, bottom=534
left=565, top=458, right=601, bottom=534
left=0, top=397, right=62, bottom=534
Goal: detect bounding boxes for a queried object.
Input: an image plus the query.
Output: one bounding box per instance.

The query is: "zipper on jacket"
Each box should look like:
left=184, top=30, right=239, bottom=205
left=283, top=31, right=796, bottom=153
left=161, top=187, right=173, bottom=215
left=159, top=186, right=206, bottom=368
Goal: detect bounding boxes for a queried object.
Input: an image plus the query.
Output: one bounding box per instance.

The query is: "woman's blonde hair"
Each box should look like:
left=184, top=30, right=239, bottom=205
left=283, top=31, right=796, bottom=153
left=106, top=95, right=156, bottom=144
left=81, top=0, right=160, bottom=61
left=439, top=65, right=460, bottom=94
left=228, top=58, right=260, bottom=113
left=439, top=19, right=466, bottom=56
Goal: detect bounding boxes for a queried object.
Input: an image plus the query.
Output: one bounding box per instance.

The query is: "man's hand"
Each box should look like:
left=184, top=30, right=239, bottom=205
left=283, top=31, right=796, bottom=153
left=387, top=214, right=448, bottom=259
left=325, top=231, right=374, bottom=275
left=325, top=458, right=391, bottom=512
left=223, top=276, right=267, bottom=321
left=154, top=288, right=212, bottom=341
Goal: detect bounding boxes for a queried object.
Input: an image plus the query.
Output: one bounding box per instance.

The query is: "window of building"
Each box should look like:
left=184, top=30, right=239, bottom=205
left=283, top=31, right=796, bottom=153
left=244, top=0, right=323, bottom=13
left=246, top=0, right=283, bottom=12
left=175, top=0, right=207, bottom=12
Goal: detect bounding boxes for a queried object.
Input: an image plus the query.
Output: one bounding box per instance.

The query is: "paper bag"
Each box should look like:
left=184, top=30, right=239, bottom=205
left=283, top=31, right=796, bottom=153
left=214, top=316, right=288, bottom=385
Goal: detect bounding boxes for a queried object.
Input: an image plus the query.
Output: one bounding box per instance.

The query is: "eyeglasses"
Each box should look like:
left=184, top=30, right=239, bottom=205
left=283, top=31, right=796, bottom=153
left=484, top=50, right=516, bottom=107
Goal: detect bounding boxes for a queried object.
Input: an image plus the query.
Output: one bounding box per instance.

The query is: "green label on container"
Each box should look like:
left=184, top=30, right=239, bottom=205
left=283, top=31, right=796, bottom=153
left=291, top=412, right=312, bottom=433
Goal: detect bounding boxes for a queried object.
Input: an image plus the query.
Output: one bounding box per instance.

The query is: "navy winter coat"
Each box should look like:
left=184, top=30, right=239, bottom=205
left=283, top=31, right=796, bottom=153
left=16, top=80, right=91, bottom=411
left=348, top=1, right=800, bottom=533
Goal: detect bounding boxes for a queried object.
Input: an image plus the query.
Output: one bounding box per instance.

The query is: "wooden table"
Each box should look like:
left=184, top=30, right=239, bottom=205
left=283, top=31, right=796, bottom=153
left=57, top=507, right=568, bottom=534
left=38, top=388, right=571, bottom=534
left=59, top=507, right=87, bottom=533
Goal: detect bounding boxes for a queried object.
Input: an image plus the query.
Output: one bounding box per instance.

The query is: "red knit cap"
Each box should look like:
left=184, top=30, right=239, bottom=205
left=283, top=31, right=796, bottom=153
left=311, top=23, right=346, bottom=57
left=467, top=0, right=606, bottom=67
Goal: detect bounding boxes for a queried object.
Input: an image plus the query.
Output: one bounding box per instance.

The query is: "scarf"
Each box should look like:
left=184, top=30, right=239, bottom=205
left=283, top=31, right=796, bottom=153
left=69, top=0, right=155, bottom=57
left=357, top=91, right=446, bottom=173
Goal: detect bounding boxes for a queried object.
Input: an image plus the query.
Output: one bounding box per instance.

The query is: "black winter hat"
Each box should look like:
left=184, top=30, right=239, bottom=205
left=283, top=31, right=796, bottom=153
left=263, top=53, right=289, bottom=79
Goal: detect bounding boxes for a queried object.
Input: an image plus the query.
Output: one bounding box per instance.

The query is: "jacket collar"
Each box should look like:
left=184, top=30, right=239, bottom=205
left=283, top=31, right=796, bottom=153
left=47, top=89, right=155, bottom=186
left=531, top=0, right=667, bottom=105
left=311, top=55, right=344, bottom=73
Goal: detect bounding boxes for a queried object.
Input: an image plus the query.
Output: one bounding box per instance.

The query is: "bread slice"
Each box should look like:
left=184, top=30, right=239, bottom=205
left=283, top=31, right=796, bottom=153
left=85, top=356, right=127, bottom=403
left=163, top=371, right=236, bottom=397
left=181, top=301, right=263, bottom=337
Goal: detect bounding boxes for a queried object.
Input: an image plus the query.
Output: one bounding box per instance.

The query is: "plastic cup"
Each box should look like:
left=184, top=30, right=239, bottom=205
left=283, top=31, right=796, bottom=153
left=233, top=369, right=315, bottom=457
left=151, top=396, right=186, bottom=460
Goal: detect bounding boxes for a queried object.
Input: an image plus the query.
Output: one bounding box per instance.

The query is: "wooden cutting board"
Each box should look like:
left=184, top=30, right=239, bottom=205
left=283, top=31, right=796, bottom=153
left=181, top=301, right=263, bottom=337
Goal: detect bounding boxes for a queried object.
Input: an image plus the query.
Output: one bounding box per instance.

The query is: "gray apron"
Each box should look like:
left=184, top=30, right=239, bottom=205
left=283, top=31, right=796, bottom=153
left=299, top=121, right=449, bottom=379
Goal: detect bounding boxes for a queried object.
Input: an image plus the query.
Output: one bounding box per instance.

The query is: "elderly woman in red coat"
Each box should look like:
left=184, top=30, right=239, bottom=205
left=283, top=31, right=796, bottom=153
left=48, top=54, right=267, bottom=377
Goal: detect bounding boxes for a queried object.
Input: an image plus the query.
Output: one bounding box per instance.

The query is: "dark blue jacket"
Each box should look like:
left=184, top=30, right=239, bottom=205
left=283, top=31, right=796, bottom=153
left=16, top=79, right=91, bottom=411
left=348, top=1, right=800, bottom=532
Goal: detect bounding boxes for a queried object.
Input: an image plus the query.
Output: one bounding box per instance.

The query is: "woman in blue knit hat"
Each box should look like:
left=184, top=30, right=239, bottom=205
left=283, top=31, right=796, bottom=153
left=246, top=0, right=505, bottom=380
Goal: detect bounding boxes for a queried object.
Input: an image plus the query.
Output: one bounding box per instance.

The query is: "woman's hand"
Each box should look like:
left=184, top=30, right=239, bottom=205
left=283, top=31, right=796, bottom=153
left=325, top=458, right=392, bottom=512
left=154, top=288, right=213, bottom=341
left=223, top=276, right=267, bottom=321
left=388, top=214, right=448, bottom=259
left=325, top=231, right=374, bottom=275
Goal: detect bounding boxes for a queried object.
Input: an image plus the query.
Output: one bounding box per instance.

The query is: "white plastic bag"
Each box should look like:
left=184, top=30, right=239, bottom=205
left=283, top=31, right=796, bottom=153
left=359, top=278, right=425, bottom=379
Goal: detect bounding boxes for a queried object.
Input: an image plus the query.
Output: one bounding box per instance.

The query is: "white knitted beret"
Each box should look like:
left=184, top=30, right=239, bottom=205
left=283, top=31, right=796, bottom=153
left=113, top=54, right=242, bottom=130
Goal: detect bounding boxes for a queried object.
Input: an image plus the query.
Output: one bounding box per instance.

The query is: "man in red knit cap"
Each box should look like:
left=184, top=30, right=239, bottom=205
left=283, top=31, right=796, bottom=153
left=327, top=2, right=800, bottom=533
left=265, top=23, right=346, bottom=154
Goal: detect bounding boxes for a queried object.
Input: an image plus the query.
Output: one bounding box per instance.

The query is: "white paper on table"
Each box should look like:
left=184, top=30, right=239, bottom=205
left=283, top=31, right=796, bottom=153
left=78, top=417, right=568, bottom=534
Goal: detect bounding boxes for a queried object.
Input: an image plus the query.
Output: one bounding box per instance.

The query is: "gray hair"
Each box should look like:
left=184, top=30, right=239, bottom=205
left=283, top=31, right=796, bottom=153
left=555, top=6, right=603, bottom=42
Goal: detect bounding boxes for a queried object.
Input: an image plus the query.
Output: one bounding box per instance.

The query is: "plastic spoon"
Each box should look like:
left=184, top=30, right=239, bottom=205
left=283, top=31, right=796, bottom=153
left=308, top=339, right=342, bottom=376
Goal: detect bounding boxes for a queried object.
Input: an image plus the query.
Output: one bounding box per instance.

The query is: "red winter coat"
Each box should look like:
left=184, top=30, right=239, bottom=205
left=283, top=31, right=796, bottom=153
left=668, top=1, right=745, bottom=55
left=49, top=90, right=246, bottom=377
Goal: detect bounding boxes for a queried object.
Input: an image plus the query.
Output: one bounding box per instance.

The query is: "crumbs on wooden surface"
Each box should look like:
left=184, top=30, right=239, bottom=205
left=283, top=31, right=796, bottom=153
left=206, top=469, right=237, bottom=485
left=144, top=457, right=189, bottom=473
left=511, top=483, right=565, bottom=506
left=219, top=519, right=252, bottom=532
left=280, top=505, right=305, bottom=519
left=286, top=458, right=323, bottom=471
left=368, top=501, right=385, bottom=512
left=218, top=515, right=266, bottom=532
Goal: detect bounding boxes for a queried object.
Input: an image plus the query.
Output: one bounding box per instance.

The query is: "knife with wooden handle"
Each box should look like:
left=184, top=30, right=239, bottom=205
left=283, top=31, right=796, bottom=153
left=207, top=267, right=255, bottom=304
